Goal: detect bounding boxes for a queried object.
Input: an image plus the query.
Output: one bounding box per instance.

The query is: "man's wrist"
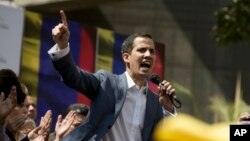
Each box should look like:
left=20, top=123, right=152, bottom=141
left=162, top=103, right=174, bottom=113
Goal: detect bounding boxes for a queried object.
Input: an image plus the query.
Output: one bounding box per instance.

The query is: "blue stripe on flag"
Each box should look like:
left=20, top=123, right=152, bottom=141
left=112, top=33, right=127, bottom=74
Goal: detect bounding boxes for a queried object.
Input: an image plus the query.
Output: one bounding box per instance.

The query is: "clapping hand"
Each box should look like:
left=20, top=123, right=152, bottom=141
left=28, top=110, right=52, bottom=141
left=54, top=111, right=76, bottom=141
left=0, top=86, right=17, bottom=124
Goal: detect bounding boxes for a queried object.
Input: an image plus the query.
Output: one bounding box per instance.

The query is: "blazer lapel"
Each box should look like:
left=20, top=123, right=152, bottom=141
left=114, top=73, right=128, bottom=119
left=142, top=89, right=159, bottom=141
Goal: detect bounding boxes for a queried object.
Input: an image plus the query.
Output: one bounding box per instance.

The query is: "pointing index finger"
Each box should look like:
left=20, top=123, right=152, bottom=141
left=60, top=10, right=68, bottom=27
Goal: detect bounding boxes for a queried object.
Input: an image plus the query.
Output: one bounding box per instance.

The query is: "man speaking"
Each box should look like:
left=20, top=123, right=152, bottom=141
left=48, top=10, right=177, bottom=141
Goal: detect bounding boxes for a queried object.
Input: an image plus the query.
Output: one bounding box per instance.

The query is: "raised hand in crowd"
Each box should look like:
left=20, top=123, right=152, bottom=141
left=28, top=110, right=52, bottom=141
left=0, top=86, right=17, bottom=124
left=237, top=112, right=250, bottom=125
left=52, top=10, right=70, bottom=49
left=54, top=111, right=76, bottom=141
left=18, top=118, right=37, bottom=139
left=0, top=86, right=17, bottom=141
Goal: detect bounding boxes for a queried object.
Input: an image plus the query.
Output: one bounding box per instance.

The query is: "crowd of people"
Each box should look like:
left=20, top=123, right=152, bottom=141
left=0, top=68, right=89, bottom=141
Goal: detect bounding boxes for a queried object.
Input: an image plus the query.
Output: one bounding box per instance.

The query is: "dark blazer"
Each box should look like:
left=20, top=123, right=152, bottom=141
left=52, top=52, right=164, bottom=141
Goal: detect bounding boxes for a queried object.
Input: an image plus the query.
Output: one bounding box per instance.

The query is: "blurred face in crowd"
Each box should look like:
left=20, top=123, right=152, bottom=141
left=25, top=95, right=37, bottom=120
left=72, top=113, right=86, bottom=127
left=66, top=103, right=89, bottom=129
left=6, top=100, right=28, bottom=133
left=8, top=102, right=28, bottom=119
left=64, top=111, right=88, bottom=136
left=19, top=118, right=36, bottom=135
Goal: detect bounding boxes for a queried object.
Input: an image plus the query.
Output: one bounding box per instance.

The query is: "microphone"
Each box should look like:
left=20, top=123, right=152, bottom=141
left=150, top=74, right=182, bottom=108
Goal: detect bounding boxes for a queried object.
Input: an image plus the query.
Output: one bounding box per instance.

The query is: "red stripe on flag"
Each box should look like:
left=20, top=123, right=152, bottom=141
left=76, top=28, right=96, bottom=106
left=154, top=42, right=165, bottom=78
left=149, top=42, right=165, bottom=93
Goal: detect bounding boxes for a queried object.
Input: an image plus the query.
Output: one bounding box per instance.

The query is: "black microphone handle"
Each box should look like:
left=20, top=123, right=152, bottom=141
left=170, top=95, right=182, bottom=108
left=151, top=74, right=182, bottom=108
left=158, top=83, right=182, bottom=108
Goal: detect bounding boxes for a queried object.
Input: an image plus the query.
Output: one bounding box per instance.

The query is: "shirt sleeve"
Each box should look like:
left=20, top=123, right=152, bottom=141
left=48, top=43, right=70, bottom=60
left=162, top=107, right=177, bottom=117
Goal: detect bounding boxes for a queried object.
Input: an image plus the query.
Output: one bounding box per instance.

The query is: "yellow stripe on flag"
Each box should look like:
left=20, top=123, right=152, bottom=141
left=96, top=28, right=114, bottom=72
left=20, top=11, right=42, bottom=102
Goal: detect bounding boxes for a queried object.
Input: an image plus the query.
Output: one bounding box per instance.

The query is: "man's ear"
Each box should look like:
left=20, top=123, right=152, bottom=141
left=122, top=53, right=129, bottom=63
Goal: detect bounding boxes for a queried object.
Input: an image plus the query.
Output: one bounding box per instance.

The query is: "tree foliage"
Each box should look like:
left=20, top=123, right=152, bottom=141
left=208, top=94, right=250, bottom=123
left=213, top=0, right=250, bottom=46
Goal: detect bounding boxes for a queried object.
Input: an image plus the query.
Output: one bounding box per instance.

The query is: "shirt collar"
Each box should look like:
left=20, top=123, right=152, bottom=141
left=125, top=72, right=148, bottom=93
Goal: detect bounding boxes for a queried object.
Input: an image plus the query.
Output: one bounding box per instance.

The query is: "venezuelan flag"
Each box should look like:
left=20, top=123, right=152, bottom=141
left=20, top=10, right=165, bottom=128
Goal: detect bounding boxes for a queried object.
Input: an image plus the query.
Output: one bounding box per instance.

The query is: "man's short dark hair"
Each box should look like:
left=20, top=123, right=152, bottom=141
left=121, top=32, right=153, bottom=54
left=65, top=103, right=89, bottom=117
left=0, top=69, right=26, bottom=104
